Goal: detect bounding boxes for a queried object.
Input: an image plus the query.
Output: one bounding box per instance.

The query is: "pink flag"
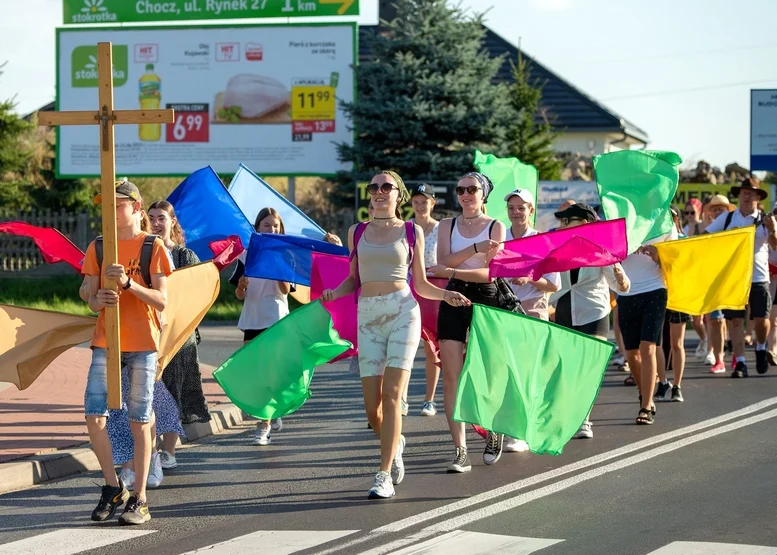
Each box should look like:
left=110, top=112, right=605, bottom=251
left=0, top=222, right=85, bottom=273
left=310, top=253, right=358, bottom=360
left=209, top=235, right=246, bottom=271
left=489, top=219, right=628, bottom=281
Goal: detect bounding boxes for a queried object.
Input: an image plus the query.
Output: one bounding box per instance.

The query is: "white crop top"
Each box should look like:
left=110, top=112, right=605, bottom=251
left=449, top=218, right=492, bottom=270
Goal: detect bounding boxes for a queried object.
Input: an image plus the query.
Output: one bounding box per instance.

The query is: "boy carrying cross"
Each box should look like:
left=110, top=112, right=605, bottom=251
left=82, top=180, right=172, bottom=525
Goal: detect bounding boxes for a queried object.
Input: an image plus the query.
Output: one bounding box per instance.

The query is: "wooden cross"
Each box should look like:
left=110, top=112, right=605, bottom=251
left=39, top=43, right=174, bottom=409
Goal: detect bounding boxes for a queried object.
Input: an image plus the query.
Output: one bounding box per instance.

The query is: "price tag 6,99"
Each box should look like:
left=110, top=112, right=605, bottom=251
left=291, top=86, right=336, bottom=122
left=166, top=103, right=210, bottom=143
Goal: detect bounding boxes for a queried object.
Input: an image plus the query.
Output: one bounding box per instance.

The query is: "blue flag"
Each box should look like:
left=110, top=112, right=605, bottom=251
left=244, top=233, right=348, bottom=286
left=228, top=164, right=326, bottom=240
left=167, top=166, right=255, bottom=261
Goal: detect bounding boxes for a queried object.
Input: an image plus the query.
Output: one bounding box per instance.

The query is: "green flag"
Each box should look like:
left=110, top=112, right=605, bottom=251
left=474, top=150, right=538, bottom=226
left=453, top=305, right=613, bottom=455
left=212, top=301, right=352, bottom=420
left=593, top=150, right=682, bottom=253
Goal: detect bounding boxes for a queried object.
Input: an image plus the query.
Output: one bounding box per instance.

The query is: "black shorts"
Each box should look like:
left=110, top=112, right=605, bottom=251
left=554, top=292, right=610, bottom=337
left=617, top=288, right=667, bottom=351
left=437, top=279, right=500, bottom=343
left=666, top=309, right=691, bottom=325
left=243, top=328, right=267, bottom=342
left=723, top=282, right=771, bottom=320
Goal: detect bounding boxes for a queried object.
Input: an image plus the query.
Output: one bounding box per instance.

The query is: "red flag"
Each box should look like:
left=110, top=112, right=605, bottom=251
left=0, top=222, right=85, bottom=273
left=209, top=235, right=246, bottom=271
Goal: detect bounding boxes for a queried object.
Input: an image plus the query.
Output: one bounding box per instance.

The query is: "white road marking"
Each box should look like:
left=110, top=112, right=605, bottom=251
left=426, top=408, right=777, bottom=531
left=313, top=396, right=777, bottom=555
left=181, top=530, right=359, bottom=554
left=365, top=530, right=562, bottom=555
left=0, top=529, right=156, bottom=555
left=647, top=541, right=777, bottom=554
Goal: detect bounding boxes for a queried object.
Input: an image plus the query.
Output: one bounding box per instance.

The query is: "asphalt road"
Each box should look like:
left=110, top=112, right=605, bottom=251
left=2, top=326, right=777, bottom=555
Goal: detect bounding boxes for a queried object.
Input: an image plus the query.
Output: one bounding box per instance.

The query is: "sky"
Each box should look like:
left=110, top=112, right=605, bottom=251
left=1, top=0, right=774, bottom=171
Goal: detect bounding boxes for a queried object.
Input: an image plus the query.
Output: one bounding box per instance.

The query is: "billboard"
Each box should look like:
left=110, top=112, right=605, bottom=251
left=751, top=89, right=777, bottom=171
left=55, top=24, right=356, bottom=177
left=62, top=0, right=359, bottom=24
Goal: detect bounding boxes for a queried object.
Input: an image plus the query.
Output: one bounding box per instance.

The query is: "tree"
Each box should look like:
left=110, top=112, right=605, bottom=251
left=0, top=91, right=36, bottom=210
left=506, top=53, right=563, bottom=181
left=335, top=0, right=512, bottom=206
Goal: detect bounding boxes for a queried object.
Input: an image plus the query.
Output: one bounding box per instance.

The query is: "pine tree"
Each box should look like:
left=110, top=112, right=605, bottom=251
left=335, top=0, right=512, bottom=205
left=506, top=53, right=563, bottom=181
left=0, top=74, right=35, bottom=210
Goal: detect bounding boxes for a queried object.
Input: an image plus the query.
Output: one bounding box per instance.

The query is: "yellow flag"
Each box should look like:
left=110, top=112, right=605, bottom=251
left=655, top=227, right=755, bottom=315
left=156, top=261, right=220, bottom=379
left=0, top=305, right=95, bottom=390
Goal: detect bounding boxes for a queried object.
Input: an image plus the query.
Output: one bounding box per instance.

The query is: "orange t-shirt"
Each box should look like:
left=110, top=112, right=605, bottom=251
left=82, top=233, right=173, bottom=352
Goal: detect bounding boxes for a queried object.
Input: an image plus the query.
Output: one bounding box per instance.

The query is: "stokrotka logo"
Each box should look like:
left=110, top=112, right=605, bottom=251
left=71, top=45, right=128, bottom=88
left=71, top=0, right=118, bottom=23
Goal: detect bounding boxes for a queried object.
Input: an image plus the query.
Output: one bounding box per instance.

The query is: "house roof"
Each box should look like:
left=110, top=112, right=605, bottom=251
left=358, top=24, right=649, bottom=145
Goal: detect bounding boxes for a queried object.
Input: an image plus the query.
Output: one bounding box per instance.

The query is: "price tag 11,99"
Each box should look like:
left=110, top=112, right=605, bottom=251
left=166, top=103, right=209, bottom=143
left=291, top=86, right=335, bottom=123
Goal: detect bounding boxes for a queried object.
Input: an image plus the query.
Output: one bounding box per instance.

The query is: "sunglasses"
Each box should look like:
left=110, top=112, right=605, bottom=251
left=561, top=217, right=585, bottom=225
left=455, top=185, right=482, bottom=196
left=367, top=183, right=398, bottom=195
left=684, top=210, right=695, bottom=215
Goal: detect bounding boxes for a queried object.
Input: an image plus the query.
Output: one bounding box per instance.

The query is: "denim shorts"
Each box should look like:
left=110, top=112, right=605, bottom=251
left=85, top=348, right=157, bottom=423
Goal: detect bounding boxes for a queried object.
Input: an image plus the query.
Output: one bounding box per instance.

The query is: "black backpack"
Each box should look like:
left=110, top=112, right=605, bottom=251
left=723, top=210, right=765, bottom=231
left=95, top=234, right=158, bottom=287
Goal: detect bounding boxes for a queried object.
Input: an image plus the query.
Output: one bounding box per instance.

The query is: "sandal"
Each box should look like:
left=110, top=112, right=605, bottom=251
left=624, top=375, right=636, bottom=386
left=638, top=395, right=657, bottom=416
left=636, top=408, right=654, bottom=425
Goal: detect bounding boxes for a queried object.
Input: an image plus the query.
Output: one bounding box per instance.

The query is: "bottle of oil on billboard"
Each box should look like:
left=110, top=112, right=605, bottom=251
left=138, top=64, right=161, bottom=141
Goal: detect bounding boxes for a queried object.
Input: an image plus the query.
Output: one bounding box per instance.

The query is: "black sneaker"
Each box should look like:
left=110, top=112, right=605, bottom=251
left=483, top=432, right=504, bottom=465
left=446, top=447, right=471, bottom=473
left=731, top=361, right=748, bottom=378
left=671, top=385, right=684, bottom=402
left=91, top=481, right=129, bottom=522
left=118, top=495, right=151, bottom=525
left=654, top=382, right=672, bottom=402
left=756, top=350, right=769, bottom=374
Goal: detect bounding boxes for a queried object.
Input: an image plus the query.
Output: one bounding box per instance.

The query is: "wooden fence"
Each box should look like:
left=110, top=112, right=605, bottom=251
left=0, top=209, right=101, bottom=275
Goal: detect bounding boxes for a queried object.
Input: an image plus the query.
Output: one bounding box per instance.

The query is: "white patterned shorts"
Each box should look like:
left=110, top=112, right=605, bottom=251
left=358, top=288, right=421, bottom=377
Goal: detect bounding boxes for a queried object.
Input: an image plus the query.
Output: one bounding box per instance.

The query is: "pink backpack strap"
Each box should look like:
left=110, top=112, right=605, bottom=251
left=350, top=222, right=368, bottom=299
left=405, top=221, right=416, bottom=264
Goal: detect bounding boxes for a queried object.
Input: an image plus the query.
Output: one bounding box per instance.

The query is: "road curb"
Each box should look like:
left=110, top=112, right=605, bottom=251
left=0, top=402, right=247, bottom=495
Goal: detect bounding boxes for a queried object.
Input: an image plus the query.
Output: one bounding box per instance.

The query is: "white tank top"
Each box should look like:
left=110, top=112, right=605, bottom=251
left=450, top=218, right=492, bottom=270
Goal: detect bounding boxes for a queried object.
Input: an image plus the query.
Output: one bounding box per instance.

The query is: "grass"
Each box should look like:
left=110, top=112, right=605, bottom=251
left=0, top=275, right=249, bottom=321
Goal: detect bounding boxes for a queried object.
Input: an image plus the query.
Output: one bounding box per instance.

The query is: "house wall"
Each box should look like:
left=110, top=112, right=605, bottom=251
left=553, top=132, right=645, bottom=155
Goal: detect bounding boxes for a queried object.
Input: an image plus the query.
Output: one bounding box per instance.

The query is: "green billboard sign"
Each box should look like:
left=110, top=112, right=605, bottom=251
left=63, top=0, right=359, bottom=24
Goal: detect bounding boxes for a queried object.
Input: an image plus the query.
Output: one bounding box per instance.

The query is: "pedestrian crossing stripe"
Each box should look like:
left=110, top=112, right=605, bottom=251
left=1, top=529, right=776, bottom=555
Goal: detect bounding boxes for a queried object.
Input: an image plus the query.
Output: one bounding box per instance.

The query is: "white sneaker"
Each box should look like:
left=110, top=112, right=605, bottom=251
left=400, top=399, right=408, bottom=417
left=503, top=437, right=530, bottom=452
left=391, top=434, right=405, bottom=485
left=368, top=471, right=395, bottom=500
left=420, top=401, right=437, bottom=416
left=147, top=452, right=164, bottom=488
left=253, top=422, right=271, bottom=446
left=271, top=418, right=283, bottom=432
left=695, top=339, right=709, bottom=360
left=575, top=421, right=593, bottom=439
left=159, top=450, right=177, bottom=469
left=119, top=467, right=135, bottom=490
left=611, top=353, right=625, bottom=366
left=704, top=351, right=716, bottom=366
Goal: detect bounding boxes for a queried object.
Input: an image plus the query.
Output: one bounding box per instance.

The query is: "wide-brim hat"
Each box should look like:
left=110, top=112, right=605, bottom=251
left=704, top=194, right=735, bottom=213
left=730, top=177, right=767, bottom=200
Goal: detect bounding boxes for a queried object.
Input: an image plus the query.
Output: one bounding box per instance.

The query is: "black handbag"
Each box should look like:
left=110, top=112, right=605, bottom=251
left=494, top=277, right=526, bottom=315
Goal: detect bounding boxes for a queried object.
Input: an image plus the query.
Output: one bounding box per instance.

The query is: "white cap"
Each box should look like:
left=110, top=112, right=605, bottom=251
left=504, top=188, right=535, bottom=206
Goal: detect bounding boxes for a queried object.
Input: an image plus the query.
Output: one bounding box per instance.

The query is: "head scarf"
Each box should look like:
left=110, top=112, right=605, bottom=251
left=379, top=170, right=410, bottom=206
left=460, top=172, right=493, bottom=203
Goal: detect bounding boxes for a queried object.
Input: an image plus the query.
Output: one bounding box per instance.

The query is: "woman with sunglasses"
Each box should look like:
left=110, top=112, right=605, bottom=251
left=322, top=171, right=469, bottom=500
left=550, top=203, right=630, bottom=438
left=429, top=172, right=505, bottom=473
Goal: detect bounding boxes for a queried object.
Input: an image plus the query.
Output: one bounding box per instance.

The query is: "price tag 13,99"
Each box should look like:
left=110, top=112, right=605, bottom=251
left=166, top=103, right=210, bottom=143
